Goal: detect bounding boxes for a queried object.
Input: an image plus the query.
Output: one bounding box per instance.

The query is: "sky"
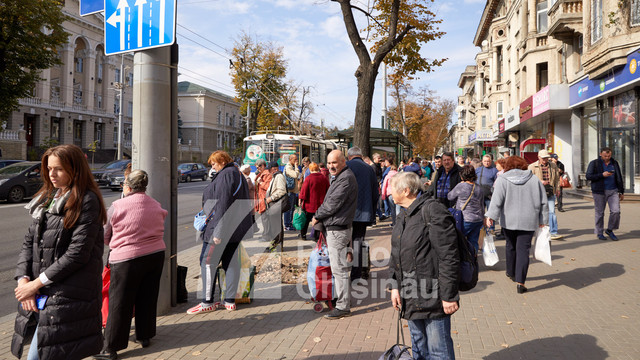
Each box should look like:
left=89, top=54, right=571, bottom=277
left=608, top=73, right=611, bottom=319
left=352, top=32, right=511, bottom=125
left=175, top=0, right=487, bottom=130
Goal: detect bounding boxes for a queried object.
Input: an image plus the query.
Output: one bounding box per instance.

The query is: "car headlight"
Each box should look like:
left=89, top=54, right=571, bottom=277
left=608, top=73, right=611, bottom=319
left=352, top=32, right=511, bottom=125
left=0, top=179, right=8, bottom=186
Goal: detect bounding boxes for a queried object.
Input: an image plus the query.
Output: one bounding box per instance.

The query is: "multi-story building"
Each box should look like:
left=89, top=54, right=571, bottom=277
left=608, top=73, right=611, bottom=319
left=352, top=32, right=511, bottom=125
left=455, top=65, right=478, bottom=158
left=3, top=0, right=134, bottom=161
left=453, top=0, right=640, bottom=193
left=177, top=81, right=243, bottom=163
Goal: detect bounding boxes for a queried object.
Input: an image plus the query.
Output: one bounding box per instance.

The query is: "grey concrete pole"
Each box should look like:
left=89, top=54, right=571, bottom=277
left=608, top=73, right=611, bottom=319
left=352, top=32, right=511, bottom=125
left=131, top=46, right=175, bottom=314
left=117, top=55, right=125, bottom=160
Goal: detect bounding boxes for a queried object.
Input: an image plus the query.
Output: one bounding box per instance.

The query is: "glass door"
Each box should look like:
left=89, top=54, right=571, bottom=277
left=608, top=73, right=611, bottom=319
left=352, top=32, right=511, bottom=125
left=602, top=127, right=635, bottom=192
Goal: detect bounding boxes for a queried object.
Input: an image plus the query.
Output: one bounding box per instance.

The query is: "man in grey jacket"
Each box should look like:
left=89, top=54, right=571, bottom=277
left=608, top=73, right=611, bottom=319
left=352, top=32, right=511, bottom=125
left=312, top=150, right=358, bottom=319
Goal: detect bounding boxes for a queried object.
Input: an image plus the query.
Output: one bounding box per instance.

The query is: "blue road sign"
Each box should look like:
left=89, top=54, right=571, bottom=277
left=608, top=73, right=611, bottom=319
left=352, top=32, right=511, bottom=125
left=104, top=0, right=176, bottom=55
left=80, top=0, right=103, bottom=16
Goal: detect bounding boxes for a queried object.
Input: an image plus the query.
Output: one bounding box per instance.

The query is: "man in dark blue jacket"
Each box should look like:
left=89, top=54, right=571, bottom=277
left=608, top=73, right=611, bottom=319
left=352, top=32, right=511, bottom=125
left=346, top=147, right=379, bottom=281
left=586, top=147, right=624, bottom=241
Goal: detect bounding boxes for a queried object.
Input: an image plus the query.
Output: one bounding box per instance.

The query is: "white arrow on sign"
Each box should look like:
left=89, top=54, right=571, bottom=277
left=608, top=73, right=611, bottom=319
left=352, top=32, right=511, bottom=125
left=106, top=0, right=130, bottom=51
left=134, top=0, right=147, bottom=47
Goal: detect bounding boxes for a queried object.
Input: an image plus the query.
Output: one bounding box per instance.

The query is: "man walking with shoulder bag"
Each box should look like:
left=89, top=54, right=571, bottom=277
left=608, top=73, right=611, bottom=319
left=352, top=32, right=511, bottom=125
left=586, top=147, right=624, bottom=241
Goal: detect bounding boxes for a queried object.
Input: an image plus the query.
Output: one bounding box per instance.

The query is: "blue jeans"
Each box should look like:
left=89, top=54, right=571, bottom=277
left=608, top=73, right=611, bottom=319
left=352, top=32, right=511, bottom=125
left=284, top=193, right=297, bottom=229
left=463, top=221, right=483, bottom=254
left=28, top=325, right=39, bottom=360
left=547, top=195, right=558, bottom=234
left=408, top=316, right=455, bottom=360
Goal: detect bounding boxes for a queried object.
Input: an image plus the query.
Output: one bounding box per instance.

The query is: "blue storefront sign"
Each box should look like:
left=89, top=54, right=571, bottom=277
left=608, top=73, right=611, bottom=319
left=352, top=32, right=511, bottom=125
left=570, top=48, right=640, bottom=107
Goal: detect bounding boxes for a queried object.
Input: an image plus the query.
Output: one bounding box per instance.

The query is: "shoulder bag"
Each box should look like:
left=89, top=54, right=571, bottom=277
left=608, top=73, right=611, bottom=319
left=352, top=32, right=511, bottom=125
left=378, top=311, right=412, bottom=360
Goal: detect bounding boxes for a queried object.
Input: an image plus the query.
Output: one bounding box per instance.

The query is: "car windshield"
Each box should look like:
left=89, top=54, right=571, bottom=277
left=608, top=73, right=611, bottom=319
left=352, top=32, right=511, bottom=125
left=0, top=163, right=34, bottom=175
left=103, top=160, right=129, bottom=170
left=178, top=164, right=192, bottom=170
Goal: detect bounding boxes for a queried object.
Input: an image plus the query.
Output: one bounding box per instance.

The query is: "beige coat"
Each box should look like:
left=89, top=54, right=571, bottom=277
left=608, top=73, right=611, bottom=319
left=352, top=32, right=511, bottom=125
left=284, top=163, right=301, bottom=193
left=528, top=160, right=560, bottom=192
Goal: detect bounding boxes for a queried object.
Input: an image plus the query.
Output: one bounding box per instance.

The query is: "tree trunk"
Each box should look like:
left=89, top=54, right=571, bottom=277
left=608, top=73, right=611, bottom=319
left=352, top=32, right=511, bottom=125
left=353, top=65, right=378, bottom=157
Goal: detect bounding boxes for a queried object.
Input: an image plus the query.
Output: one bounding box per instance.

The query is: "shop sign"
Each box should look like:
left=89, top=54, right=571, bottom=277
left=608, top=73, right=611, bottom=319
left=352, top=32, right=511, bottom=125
left=570, top=48, right=640, bottom=107
left=532, top=85, right=550, bottom=116
left=468, top=132, right=477, bottom=143
left=483, top=141, right=498, bottom=147
left=519, top=96, right=533, bottom=123
left=498, top=119, right=505, bottom=134
left=504, top=108, right=519, bottom=130
left=477, top=129, right=494, bottom=141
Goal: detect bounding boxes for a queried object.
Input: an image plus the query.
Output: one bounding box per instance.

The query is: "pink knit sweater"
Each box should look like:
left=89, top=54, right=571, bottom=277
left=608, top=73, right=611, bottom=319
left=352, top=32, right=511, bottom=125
left=104, top=192, right=167, bottom=263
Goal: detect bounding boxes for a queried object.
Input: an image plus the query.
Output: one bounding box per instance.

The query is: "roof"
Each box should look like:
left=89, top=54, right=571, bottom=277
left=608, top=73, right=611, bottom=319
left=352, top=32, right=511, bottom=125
left=177, top=81, right=236, bottom=101
left=329, top=128, right=413, bottom=148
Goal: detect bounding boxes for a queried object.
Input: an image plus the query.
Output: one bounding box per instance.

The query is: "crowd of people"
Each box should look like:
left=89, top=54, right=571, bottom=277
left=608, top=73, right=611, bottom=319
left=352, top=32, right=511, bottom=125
left=11, top=142, right=625, bottom=360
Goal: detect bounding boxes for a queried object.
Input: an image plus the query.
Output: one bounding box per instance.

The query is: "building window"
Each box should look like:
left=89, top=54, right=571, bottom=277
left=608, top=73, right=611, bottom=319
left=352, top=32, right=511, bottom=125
left=226, top=112, right=230, bottom=126
left=73, top=120, right=83, bottom=147
left=114, top=96, right=120, bottom=114
left=127, top=101, right=133, bottom=117
left=459, top=135, right=464, bottom=145
left=481, top=115, right=487, bottom=128
left=496, top=46, right=503, bottom=83
left=632, top=0, right=640, bottom=26
left=51, top=118, right=61, bottom=142
left=581, top=104, right=599, bottom=173
left=75, top=57, right=83, bottom=73
left=96, top=94, right=103, bottom=108
left=217, top=133, right=222, bottom=147
left=591, top=0, right=603, bottom=44
left=94, top=123, right=103, bottom=149
left=127, top=72, right=133, bottom=87
left=537, top=1, right=548, bottom=33
left=115, top=68, right=121, bottom=83
left=73, top=84, right=83, bottom=104
left=217, top=109, right=221, bottom=124
left=496, top=101, right=504, bottom=120
left=536, top=62, right=548, bottom=91
left=97, top=63, right=103, bottom=83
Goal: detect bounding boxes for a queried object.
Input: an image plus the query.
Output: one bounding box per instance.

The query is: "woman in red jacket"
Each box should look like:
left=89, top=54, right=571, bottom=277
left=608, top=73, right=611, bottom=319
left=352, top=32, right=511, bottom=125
left=298, top=162, right=330, bottom=240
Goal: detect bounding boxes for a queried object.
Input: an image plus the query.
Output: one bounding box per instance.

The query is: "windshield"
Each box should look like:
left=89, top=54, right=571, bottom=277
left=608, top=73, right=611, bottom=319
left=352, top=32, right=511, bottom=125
left=0, top=163, right=34, bottom=175
left=103, top=160, right=129, bottom=170
left=178, top=164, right=192, bottom=170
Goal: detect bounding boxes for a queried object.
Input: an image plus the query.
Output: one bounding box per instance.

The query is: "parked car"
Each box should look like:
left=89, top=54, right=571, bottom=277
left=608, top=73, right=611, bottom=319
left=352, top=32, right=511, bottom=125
left=92, top=159, right=131, bottom=187
left=0, top=161, right=42, bottom=203
left=178, top=163, right=208, bottom=182
left=0, top=160, right=24, bottom=169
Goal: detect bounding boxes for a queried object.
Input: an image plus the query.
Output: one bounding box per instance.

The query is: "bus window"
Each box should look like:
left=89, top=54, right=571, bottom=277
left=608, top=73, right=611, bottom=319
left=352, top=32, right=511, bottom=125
left=243, top=140, right=268, bottom=165
left=276, top=140, right=300, bottom=166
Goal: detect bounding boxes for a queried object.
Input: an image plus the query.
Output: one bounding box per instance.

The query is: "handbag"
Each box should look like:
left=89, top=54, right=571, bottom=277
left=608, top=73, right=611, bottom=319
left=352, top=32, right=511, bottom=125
left=378, top=311, right=412, bottom=360
left=482, top=232, right=499, bottom=266
left=534, top=225, right=552, bottom=266
left=559, top=174, right=571, bottom=189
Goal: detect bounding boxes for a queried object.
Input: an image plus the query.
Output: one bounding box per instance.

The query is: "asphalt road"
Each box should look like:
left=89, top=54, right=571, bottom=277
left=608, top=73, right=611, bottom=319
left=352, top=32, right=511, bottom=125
left=0, top=180, right=210, bottom=318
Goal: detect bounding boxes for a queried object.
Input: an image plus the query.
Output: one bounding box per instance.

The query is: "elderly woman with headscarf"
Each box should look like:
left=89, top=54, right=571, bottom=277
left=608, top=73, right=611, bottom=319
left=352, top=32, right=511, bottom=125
left=96, top=170, right=167, bottom=359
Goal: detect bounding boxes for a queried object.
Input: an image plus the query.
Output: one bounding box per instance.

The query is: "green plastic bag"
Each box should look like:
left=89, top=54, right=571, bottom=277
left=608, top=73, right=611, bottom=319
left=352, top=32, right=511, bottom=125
left=292, top=206, right=306, bottom=231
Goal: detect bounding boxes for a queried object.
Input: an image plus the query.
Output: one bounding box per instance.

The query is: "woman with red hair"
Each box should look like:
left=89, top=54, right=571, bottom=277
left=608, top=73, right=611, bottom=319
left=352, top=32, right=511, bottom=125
left=485, top=156, right=548, bottom=294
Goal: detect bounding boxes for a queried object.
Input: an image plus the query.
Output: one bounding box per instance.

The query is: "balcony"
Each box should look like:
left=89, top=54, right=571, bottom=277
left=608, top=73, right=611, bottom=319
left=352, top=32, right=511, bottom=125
left=547, top=0, right=583, bottom=41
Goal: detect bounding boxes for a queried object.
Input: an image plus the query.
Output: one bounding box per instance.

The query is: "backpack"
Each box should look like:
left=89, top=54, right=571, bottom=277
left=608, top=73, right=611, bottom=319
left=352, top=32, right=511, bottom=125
left=284, top=164, right=296, bottom=190
left=422, top=199, right=478, bottom=292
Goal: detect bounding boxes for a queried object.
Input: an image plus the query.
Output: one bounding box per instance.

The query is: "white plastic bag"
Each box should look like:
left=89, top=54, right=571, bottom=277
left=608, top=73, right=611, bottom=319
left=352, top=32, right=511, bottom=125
left=482, top=233, right=499, bottom=266
left=534, top=226, right=552, bottom=266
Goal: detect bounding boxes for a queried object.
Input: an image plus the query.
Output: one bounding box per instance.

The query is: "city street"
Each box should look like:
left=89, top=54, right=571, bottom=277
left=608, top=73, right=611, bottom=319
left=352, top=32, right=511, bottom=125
left=0, top=195, right=638, bottom=359
left=0, top=179, right=210, bottom=319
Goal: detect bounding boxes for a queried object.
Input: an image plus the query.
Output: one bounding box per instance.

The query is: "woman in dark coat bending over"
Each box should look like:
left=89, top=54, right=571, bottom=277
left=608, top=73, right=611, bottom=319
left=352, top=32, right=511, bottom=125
left=13, top=144, right=107, bottom=360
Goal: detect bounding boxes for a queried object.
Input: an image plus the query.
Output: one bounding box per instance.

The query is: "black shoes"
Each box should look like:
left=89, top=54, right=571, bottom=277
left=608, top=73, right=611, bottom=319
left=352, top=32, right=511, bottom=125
left=517, top=284, right=528, bottom=294
left=605, top=229, right=619, bottom=241
left=139, top=339, right=150, bottom=348
left=597, top=234, right=607, bottom=241
left=558, top=208, right=565, bottom=212
left=94, top=350, right=117, bottom=360
left=324, top=308, right=351, bottom=320
left=506, top=273, right=515, bottom=282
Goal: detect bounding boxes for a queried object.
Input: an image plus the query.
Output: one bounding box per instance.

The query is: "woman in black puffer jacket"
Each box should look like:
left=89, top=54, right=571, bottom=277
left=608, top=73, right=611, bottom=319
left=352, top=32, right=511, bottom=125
left=12, top=144, right=107, bottom=360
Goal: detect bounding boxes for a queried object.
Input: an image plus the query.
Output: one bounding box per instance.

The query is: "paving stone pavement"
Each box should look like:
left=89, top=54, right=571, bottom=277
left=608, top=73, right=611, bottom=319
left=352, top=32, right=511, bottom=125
left=0, top=197, right=638, bottom=359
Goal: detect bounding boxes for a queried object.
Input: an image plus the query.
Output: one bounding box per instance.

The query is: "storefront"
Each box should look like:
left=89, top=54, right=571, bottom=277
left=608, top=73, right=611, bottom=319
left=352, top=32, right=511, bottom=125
left=469, top=129, right=498, bottom=159
left=569, top=47, right=640, bottom=193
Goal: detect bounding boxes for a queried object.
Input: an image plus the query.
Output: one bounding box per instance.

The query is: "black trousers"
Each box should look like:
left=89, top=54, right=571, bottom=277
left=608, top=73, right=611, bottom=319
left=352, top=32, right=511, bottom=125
left=300, top=211, right=319, bottom=240
left=503, top=229, right=534, bottom=284
left=350, top=222, right=369, bottom=280
left=104, top=251, right=165, bottom=352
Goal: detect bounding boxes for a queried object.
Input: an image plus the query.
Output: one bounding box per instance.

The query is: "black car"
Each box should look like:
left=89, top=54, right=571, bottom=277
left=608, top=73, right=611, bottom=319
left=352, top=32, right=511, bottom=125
left=0, top=161, right=42, bottom=203
left=0, top=160, right=24, bottom=169
left=178, top=163, right=209, bottom=182
left=92, top=159, right=131, bottom=187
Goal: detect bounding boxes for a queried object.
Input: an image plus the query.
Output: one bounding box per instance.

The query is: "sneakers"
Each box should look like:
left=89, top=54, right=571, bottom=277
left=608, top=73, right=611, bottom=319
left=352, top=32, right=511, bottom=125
left=550, top=233, right=564, bottom=240
left=597, top=234, right=607, bottom=241
left=605, top=229, right=619, bottom=241
left=186, top=302, right=216, bottom=315
left=324, top=308, right=351, bottom=320
left=223, top=301, right=236, bottom=311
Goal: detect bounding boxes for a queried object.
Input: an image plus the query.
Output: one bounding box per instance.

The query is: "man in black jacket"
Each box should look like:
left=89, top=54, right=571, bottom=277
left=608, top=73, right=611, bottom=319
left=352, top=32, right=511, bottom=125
left=425, top=152, right=461, bottom=208
left=586, top=147, right=624, bottom=241
left=389, top=172, right=459, bottom=359
left=312, top=150, right=358, bottom=319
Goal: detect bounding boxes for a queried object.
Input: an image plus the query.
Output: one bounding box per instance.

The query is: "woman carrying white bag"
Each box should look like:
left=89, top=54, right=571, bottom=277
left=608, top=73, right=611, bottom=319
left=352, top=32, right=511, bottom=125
left=484, top=156, right=548, bottom=294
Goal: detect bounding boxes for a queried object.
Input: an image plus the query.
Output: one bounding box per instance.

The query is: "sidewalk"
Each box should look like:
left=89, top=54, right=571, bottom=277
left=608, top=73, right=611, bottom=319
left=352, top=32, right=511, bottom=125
left=1, top=197, right=639, bottom=359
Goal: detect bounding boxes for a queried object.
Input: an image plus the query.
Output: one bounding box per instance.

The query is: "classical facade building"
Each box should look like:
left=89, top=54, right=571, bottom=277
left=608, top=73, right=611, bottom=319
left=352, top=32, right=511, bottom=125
left=4, top=0, right=133, bottom=161
left=177, top=81, right=243, bottom=163
left=452, top=0, right=640, bottom=193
